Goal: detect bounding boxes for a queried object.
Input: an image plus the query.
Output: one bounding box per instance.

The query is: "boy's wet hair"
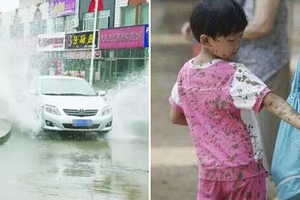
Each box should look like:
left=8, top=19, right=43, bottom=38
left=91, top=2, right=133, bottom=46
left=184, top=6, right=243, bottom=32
left=190, top=0, right=248, bottom=43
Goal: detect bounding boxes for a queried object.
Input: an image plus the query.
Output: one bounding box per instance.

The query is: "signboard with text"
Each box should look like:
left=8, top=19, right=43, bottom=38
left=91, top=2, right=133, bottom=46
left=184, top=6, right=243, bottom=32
left=37, top=32, right=65, bottom=52
left=144, top=24, right=149, bottom=48
left=100, top=25, right=148, bottom=49
left=65, top=31, right=99, bottom=50
left=49, top=0, right=76, bottom=18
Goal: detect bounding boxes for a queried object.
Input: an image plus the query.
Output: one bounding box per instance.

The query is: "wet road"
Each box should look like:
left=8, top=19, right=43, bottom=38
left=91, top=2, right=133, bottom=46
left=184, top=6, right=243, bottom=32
left=0, top=33, right=149, bottom=200
left=0, top=128, right=148, bottom=200
left=0, top=71, right=149, bottom=200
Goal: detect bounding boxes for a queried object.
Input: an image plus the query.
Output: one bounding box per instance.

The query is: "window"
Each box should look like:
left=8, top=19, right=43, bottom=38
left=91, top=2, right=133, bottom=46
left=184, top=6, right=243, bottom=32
left=139, top=3, right=149, bottom=25
left=83, top=10, right=110, bottom=31
left=52, top=17, right=64, bottom=32
left=131, top=49, right=145, bottom=58
left=101, top=49, right=110, bottom=58
left=121, top=6, right=136, bottom=26
left=116, top=49, right=130, bottom=58
left=65, top=15, right=76, bottom=33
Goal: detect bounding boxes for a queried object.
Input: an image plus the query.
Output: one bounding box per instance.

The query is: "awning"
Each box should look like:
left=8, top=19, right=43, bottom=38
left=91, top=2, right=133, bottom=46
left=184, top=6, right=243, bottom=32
left=88, top=0, right=104, bottom=13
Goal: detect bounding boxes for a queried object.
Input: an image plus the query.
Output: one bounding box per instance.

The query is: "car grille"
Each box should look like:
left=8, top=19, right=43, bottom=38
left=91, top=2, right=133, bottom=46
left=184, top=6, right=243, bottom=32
left=63, top=109, right=98, bottom=117
left=63, top=124, right=100, bottom=129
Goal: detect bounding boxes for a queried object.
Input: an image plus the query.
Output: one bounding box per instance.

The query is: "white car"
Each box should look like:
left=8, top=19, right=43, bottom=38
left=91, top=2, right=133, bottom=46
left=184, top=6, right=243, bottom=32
left=28, top=76, right=113, bottom=133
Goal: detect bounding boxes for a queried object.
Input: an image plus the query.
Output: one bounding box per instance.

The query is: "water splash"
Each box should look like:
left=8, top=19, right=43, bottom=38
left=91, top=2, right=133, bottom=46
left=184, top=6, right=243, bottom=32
left=0, top=40, right=41, bottom=133
left=106, top=70, right=149, bottom=141
left=0, top=40, right=149, bottom=139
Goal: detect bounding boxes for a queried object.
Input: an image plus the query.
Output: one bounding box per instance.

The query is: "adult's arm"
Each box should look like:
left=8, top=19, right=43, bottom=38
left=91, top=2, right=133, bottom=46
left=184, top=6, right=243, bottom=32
left=263, top=92, right=300, bottom=130
left=243, top=0, right=280, bottom=39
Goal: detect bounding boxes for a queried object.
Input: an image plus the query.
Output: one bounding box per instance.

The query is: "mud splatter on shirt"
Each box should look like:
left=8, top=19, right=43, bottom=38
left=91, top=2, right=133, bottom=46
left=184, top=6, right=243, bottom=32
left=169, top=59, right=271, bottom=181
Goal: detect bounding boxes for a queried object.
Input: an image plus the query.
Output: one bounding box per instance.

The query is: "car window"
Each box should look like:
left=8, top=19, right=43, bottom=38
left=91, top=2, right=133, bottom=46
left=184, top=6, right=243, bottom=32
left=41, top=78, right=97, bottom=96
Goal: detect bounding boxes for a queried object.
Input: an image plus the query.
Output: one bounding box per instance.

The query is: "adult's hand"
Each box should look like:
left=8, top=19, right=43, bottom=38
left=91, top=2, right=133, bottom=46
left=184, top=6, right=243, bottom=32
left=181, top=21, right=193, bottom=41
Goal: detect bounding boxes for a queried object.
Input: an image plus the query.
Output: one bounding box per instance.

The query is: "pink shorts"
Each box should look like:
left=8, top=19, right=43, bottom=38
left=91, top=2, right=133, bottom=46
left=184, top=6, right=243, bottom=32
left=197, top=173, right=267, bottom=200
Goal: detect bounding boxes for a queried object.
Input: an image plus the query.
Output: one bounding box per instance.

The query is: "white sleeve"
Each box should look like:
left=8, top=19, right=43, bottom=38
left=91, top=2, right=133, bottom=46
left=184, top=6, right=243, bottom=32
left=230, top=63, right=268, bottom=110
left=171, top=82, right=182, bottom=106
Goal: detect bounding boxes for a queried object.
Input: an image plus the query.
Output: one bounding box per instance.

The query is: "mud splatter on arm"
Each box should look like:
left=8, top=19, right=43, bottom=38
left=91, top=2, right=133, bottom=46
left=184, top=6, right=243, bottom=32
left=264, top=92, right=300, bottom=130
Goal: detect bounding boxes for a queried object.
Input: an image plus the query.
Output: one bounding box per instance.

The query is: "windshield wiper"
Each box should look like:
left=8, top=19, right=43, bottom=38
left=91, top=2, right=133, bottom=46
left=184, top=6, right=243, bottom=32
left=56, top=93, right=92, bottom=96
left=43, top=93, right=96, bottom=96
left=43, top=93, right=61, bottom=96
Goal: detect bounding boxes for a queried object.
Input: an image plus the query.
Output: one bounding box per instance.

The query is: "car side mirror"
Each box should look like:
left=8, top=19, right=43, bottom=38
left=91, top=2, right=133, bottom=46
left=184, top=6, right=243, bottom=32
left=28, top=89, right=38, bottom=95
left=98, top=90, right=106, bottom=97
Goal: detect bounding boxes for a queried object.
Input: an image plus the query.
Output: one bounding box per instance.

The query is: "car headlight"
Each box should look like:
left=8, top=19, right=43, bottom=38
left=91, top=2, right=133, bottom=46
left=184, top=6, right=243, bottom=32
left=101, top=106, right=111, bottom=116
left=44, top=105, right=61, bottom=115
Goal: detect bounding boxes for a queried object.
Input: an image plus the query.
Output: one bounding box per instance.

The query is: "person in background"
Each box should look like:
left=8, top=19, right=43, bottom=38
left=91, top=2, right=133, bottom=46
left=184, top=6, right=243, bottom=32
left=13, top=9, right=21, bottom=26
left=33, top=3, right=42, bottom=21
left=12, top=9, right=22, bottom=38
left=32, top=3, right=43, bottom=35
left=181, top=0, right=290, bottom=171
left=170, top=0, right=298, bottom=199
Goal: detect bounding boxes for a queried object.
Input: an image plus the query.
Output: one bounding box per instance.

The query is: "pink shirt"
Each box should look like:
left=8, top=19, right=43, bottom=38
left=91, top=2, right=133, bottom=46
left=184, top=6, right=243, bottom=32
left=169, top=59, right=271, bottom=181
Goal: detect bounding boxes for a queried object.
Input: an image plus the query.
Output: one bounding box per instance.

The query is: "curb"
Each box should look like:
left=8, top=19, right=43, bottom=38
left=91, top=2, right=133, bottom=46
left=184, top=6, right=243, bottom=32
left=0, top=119, right=12, bottom=145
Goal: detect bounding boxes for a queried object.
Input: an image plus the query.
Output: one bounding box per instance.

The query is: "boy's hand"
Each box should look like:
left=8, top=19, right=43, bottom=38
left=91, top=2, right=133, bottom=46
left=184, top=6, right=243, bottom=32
left=170, top=106, right=188, bottom=126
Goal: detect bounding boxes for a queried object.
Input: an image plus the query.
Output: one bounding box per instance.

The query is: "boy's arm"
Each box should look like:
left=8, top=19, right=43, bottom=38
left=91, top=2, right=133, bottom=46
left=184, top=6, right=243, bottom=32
left=170, top=106, right=188, bottom=126
left=263, top=92, right=300, bottom=130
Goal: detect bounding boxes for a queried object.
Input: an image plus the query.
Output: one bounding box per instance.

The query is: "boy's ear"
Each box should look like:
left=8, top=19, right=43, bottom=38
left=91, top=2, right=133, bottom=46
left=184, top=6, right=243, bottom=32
left=199, top=34, right=211, bottom=46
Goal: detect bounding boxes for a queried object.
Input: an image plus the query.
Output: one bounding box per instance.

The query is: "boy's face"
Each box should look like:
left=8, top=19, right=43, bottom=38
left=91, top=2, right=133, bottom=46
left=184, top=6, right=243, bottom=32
left=207, top=31, right=243, bottom=61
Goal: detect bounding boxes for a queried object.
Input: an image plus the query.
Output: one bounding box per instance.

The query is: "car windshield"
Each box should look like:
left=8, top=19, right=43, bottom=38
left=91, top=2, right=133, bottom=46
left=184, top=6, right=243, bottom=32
left=41, top=78, right=98, bottom=96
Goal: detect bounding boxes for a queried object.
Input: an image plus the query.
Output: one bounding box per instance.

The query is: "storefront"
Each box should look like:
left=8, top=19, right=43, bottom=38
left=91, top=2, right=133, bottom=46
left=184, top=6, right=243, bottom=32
left=36, top=32, right=65, bottom=75
left=33, top=24, right=149, bottom=85
left=35, top=30, right=100, bottom=79
left=64, top=30, right=100, bottom=80
left=98, top=24, right=149, bottom=83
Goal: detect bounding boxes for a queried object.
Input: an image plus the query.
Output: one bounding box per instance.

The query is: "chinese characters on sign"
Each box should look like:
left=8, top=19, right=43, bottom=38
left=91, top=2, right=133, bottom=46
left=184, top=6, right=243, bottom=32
left=65, top=31, right=99, bottom=50
left=36, top=25, right=148, bottom=51
left=37, top=32, right=65, bottom=51
left=100, top=25, right=148, bottom=49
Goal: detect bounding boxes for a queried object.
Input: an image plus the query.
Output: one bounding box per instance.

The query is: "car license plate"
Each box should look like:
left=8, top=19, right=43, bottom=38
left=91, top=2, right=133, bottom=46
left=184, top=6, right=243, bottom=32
left=72, top=119, right=93, bottom=127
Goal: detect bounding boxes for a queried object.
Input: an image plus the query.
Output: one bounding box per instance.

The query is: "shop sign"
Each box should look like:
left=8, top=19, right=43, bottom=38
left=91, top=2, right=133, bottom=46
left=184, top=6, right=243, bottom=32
left=65, top=31, right=99, bottom=50
left=144, top=24, right=149, bottom=48
left=37, top=32, right=65, bottom=52
left=49, top=0, right=76, bottom=18
left=100, top=25, right=148, bottom=49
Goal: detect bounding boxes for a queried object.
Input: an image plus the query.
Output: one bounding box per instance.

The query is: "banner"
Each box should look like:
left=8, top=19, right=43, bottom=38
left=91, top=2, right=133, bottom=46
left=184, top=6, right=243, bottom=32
left=49, top=0, right=76, bottom=18
left=37, top=32, right=65, bottom=52
left=100, top=25, right=148, bottom=49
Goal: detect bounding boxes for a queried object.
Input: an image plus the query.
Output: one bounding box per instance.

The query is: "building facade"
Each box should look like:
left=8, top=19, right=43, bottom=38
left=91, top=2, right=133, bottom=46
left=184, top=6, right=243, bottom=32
left=1, top=0, right=149, bottom=87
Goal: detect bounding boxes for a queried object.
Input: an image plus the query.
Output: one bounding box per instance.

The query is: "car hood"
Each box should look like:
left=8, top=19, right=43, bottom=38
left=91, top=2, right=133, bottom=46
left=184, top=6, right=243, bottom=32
left=41, top=95, right=108, bottom=109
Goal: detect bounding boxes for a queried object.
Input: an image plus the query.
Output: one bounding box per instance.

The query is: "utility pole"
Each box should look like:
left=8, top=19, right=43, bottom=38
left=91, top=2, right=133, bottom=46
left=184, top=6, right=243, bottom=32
left=89, top=0, right=99, bottom=85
